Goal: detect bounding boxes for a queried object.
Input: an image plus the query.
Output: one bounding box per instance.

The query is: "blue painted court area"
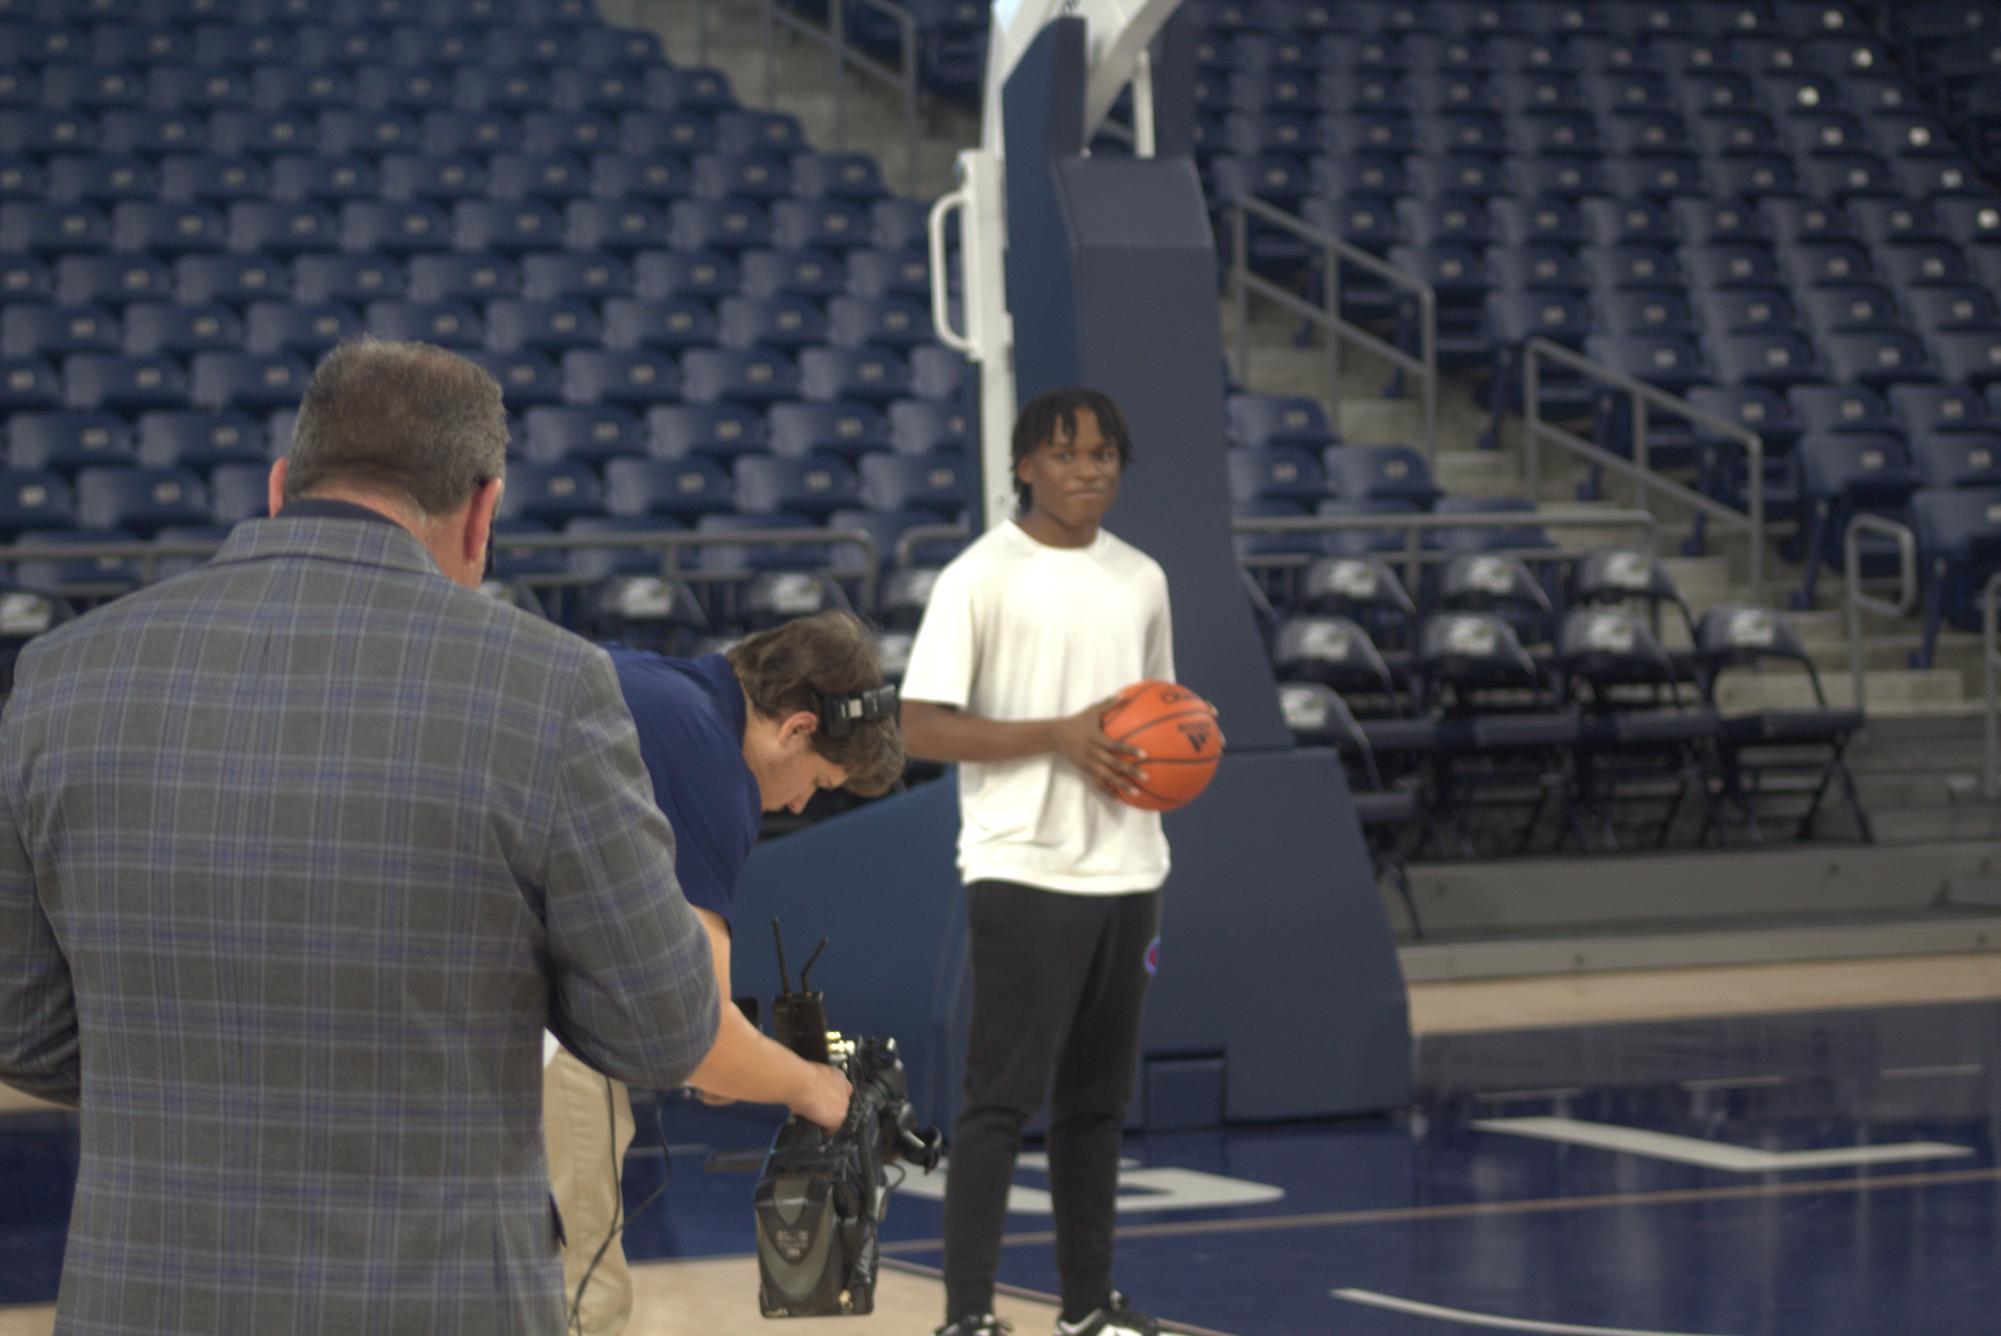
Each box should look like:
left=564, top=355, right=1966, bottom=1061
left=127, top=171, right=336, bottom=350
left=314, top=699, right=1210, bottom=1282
left=7, top=1002, right=2001, bottom=1333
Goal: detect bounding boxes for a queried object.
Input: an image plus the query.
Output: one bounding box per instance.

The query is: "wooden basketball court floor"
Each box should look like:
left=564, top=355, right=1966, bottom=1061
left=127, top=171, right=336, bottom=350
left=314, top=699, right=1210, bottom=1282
left=7, top=951, right=2001, bottom=1334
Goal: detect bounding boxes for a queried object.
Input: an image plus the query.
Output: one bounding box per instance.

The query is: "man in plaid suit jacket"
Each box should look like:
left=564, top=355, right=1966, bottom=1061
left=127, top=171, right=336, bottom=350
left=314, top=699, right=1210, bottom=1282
left=0, top=340, right=722, bottom=1334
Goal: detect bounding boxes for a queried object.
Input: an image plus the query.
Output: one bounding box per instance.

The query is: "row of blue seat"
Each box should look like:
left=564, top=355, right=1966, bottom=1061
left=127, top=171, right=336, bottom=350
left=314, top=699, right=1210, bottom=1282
left=0, top=343, right=969, bottom=414
left=0, top=0, right=596, bottom=26
left=0, top=293, right=937, bottom=359
left=0, top=399, right=972, bottom=476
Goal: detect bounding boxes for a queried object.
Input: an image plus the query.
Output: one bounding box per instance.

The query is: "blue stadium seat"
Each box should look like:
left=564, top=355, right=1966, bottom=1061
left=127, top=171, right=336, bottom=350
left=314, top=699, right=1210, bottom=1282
left=734, top=455, right=863, bottom=519
left=1584, top=245, right=1685, bottom=297
left=456, top=68, right=550, bottom=113
left=422, top=110, right=516, bottom=158
left=647, top=65, right=736, bottom=113
left=7, top=412, right=133, bottom=474
left=1598, top=291, right=1698, bottom=337
left=485, top=153, right=592, bottom=203
left=341, top=201, right=452, bottom=256
left=908, top=346, right=966, bottom=402
left=678, top=348, right=799, bottom=406
left=269, top=155, right=381, bottom=206
left=1323, top=445, right=1443, bottom=508
left=454, top=200, right=563, bottom=255
left=407, top=254, right=519, bottom=305
left=550, top=67, right=650, bottom=116
left=689, top=511, right=829, bottom=574
left=158, top=156, right=267, bottom=207
left=601, top=296, right=715, bottom=353
left=1932, top=331, right=2001, bottom=389
left=520, top=405, right=645, bottom=465
left=364, top=299, right=485, bottom=348
left=64, top=353, right=185, bottom=412
left=1672, top=198, right=1767, bottom=246
left=589, top=152, right=693, bottom=204
left=1794, top=431, right=1922, bottom=605
left=1424, top=495, right=1551, bottom=555
left=136, top=410, right=266, bottom=473
left=1876, top=243, right=1975, bottom=289
left=719, top=295, right=826, bottom=352
left=175, top=254, right=289, bottom=307
left=561, top=514, right=685, bottom=582
left=0, top=109, right=96, bottom=157
left=1791, top=384, right=1902, bottom=438
left=1905, top=286, right=2001, bottom=336
left=9, top=525, right=141, bottom=594
left=715, top=109, right=806, bottom=156
left=293, top=254, right=404, bottom=306
left=521, top=111, right=616, bottom=157
left=0, top=469, right=76, bottom=534
left=669, top=199, right=771, bottom=253
left=789, top=152, right=887, bottom=201
left=1, top=202, right=110, bottom=256
left=1850, top=199, right=1951, bottom=250
left=485, top=299, right=600, bottom=354
left=1228, top=446, right=1326, bottom=507
left=188, top=352, right=308, bottom=412
left=1713, top=331, right=1824, bottom=392
left=75, top=464, right=208, bottom=534
left=226, top=202, right=339, bottom=257
left=887, top=401, right=969, bottom=456
left=0, top=357, right=62, bottom=413
left=1227, top=393, right=1339, bottom=450
left=800, top=346, right=911, bottom=404
left=245, top=301, right=362, bottom=357
left=495, top=458, right=604, bottom=526
left=468, top=350, right=564, bottom=409
left=1913, top=433, right=2001, bottom=490
left=1, top=303, right=118, bottom=360
left=1911, top=487, right=2001, bottom=665
left=1823, top=331, right=1937, bottom=391
left=1893, top=385, right=1992, bottom=436
left=206, top=110, right=315, bottom=158
left=1488, top=245, right=1586, bottom=295
left=380, top=153, right=487, bottom=204
left=827, top=295, right=933, bottom=350
left=1695, top=286, right=1801, bottom=337
left=250, top=65, right=353, bottom=114
left=767, top=402, right=889, bottom=463
left=633, top=249, right=738, bottom=301
left=560, top=350, right=679, bottom=409
left=857, top=454, right=970, bottom=517
left=871, top=199, right=931, bottom=252
left=619, top=109, right=712, bottom=157
left=109, top=201, right=225, bottom=257
left=0, top=155, right=42, bottom=204
left=693, top=150, right=792, bottom=202
left=602, top=455, right=734, bottom=520
left=840, top=248, right=927, bottom=301
left=316, top=109, right=420, bottom=157
left=45, top=155, right=154, bottom=206
left=356, top=66, right=454, bottom=113
left=772, top=199, right=872, bottom=253
left=1798, top=283, right=1905, bottom=336
left=738, top=248, right=846, bottom=303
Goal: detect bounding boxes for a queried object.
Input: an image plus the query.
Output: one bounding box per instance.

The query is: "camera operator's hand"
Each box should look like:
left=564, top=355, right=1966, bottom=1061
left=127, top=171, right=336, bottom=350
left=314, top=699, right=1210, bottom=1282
left=1047, top=694, right=1147, bottom=799
left=795, top=1062, right=854, bottom=1135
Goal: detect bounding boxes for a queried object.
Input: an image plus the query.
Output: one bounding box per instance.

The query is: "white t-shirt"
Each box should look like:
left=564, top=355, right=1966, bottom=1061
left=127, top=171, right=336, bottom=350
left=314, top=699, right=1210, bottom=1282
left=901, top=520, right=1174, bottom=895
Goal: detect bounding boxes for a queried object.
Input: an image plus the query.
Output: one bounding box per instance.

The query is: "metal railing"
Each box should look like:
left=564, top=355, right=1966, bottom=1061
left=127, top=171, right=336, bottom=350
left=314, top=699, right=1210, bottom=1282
left=759, top=0, right=921, bottom=193
left=1522, top=338, right=1768, bottom=603
left=1842, top=513, right=1918, bottom=716
left=1224, top=196, right=1439, bottom=461
left=1231, top=507, right=1659, bottom=598
left=1983, top=572, right=2001, bottom=798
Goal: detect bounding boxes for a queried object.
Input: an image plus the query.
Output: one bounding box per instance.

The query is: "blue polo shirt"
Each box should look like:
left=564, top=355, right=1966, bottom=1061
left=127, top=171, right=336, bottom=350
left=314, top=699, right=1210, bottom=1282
left=606, top=649, right=761, bottom=930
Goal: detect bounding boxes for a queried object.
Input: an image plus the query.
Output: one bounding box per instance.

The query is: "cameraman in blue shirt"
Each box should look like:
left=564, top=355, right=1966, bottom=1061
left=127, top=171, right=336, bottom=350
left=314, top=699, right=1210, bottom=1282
left=545, top=610, right=905, bottom=1335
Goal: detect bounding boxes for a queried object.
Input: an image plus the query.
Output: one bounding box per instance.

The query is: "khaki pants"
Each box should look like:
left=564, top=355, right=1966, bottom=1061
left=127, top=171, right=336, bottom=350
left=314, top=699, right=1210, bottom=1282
left=544, top=1046, right=638, bottom=1336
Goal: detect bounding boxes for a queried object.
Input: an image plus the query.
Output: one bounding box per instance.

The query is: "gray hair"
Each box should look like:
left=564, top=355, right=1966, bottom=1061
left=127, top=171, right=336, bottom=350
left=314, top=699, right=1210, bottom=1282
left=284, top=339, right=509, bottom=517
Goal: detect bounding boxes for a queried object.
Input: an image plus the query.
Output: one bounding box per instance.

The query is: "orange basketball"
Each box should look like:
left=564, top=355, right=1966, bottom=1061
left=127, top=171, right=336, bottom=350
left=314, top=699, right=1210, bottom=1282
left=1099, top=680, right=1225, bottom=812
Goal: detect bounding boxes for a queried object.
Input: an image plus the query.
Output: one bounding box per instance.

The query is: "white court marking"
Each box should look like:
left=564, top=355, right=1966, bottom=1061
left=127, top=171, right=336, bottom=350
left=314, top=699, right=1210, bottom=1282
left=1472, top=1116, right=1976, bottom=1173
left=1333, top=1288, right=1739, bottom=1335
left=895, top=1154, right=1285, bottom=1214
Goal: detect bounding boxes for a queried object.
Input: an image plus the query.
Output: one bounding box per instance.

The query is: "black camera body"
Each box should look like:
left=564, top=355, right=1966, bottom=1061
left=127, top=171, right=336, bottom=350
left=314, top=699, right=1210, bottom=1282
left=751, top=924, right=941, bottom=1319
left=754, top=1034, right=942, bottom=1317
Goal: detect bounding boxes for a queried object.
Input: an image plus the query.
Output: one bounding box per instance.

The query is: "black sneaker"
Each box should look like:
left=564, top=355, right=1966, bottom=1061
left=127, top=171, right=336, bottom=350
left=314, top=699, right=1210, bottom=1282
left=1054, top=1292, right=1167, bottom=1336
left=936, top=1315, right=1013, bottom=1336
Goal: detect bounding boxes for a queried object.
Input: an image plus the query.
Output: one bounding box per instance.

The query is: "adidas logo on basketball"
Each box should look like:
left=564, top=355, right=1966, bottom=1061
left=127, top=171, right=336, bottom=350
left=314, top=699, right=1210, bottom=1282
left=1177, top=720, right=1215, bottom=753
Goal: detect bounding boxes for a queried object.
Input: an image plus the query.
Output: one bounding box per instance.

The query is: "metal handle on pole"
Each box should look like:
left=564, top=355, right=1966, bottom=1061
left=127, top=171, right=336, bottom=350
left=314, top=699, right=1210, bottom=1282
left=928, top=186, right=973, bottom=353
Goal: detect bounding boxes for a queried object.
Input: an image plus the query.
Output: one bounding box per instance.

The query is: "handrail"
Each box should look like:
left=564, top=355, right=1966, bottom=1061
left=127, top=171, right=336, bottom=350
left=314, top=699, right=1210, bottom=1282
left=1842, top=513, right=1918, bottom=716
left=1224, top=196, right=1438, bottom=461
left=760, top=0, right=921, bottom=194
left=1233, top=507, right=1658, bottom=593
left=927, top=180, right=973, bottom=353
left=8, top=527, right=882, bottom=610
left=1984, top=571, right=2001, bottom=798
left=1522, top=337, right=1768, bottom=604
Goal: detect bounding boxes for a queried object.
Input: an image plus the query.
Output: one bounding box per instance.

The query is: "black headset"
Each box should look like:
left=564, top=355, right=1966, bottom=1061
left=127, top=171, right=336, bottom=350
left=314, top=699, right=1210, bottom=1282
left=817, top=684, right=898, bottom=739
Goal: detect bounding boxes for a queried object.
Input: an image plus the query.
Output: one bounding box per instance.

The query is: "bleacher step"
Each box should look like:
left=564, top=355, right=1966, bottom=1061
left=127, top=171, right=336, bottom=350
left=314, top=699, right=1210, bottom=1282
left=1711, top=667, right=1965, bottom=713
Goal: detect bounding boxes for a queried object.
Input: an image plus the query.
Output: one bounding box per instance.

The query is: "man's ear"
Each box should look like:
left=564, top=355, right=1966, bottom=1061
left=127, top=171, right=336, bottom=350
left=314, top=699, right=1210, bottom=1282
left=782, top=709, right=820, bottom=747
left=266, top=458, right=288, bottom=517
left=464, top=477, right=503, bottom=570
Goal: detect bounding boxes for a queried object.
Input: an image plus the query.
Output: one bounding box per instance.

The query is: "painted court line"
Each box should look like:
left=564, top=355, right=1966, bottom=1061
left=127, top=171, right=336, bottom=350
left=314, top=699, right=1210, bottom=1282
left=1473, top=1116, right=1976, bottom=1173
left=879, top=1164, right=2001, bottom=1253
left=1334, top=1288, right=1736, bottom=1335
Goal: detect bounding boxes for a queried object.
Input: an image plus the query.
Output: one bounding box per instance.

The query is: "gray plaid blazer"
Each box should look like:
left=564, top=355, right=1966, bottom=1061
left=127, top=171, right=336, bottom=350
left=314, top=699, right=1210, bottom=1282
left=0, top=516, right=720, bottom=1335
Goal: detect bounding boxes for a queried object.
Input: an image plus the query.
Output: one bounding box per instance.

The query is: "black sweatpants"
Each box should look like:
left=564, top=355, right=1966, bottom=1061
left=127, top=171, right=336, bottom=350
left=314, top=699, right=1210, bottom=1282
left=941, top=880, right=1161, bottom=1325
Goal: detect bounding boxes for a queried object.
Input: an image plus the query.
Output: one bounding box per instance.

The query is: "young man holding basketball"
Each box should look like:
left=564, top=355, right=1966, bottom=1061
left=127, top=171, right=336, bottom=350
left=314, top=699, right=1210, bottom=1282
left=901, top=387, right=1181, bottom=1336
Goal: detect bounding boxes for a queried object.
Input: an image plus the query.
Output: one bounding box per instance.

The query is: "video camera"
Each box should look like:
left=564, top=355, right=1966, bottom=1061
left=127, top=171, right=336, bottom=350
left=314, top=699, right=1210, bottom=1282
left=753, top=923, right=942, bottom=1318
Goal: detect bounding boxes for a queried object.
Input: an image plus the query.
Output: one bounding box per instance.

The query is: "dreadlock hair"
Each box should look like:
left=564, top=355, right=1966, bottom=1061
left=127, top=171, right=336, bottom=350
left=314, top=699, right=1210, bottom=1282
left=725, top=611, right=904, bottom=797
left=1010, top=386, right=1135, bottom=510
